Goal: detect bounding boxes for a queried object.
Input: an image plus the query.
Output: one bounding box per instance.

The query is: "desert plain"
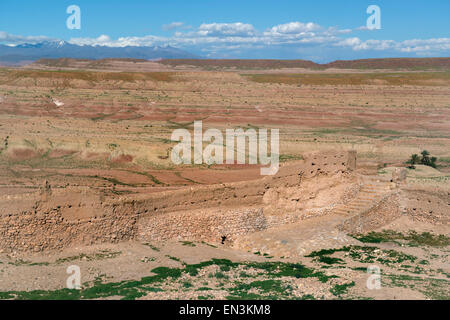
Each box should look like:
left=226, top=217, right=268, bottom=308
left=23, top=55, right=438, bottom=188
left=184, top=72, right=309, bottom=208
left=0, top=58, right=448, bottom=300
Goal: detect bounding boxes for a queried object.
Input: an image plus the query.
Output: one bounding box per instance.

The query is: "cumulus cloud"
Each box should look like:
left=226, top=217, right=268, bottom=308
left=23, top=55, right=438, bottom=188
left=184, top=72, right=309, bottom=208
left=3, top=20, right=450, bottom=59
left=335, top=36, right=450, bottom=53
left=70, top=34, right=113, bottom=46
left=67, top=25, right=450, bottom=57
left=399, top=38, right=450, bottom=53
left=197, top=22, right=256, bottom=37
left=162, top=22, right=185, bottom=31
left=268, top=22, right=321, bottom=35
left=0, top=31, right=55, bottom=44
left=69, top=34, right=166, bottom=47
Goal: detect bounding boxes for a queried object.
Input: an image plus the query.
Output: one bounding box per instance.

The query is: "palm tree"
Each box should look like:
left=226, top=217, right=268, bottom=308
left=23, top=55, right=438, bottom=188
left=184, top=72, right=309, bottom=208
left=430, top=157, right=437, bottom=168
left=410, top=154, right=419, bottom=164
left=421, top=150, right=431, bottom=166
left=421, top=150, right=430, bottom=157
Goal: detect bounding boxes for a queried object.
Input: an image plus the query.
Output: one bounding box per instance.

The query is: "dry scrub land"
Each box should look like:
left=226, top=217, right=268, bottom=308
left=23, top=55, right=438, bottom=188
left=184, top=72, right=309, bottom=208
left=0, top=58, right=448, bottom=299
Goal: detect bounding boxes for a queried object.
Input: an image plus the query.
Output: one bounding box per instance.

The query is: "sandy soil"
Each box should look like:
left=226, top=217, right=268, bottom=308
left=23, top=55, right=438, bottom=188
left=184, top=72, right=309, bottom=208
left=0, top=61, right=448, bottom=300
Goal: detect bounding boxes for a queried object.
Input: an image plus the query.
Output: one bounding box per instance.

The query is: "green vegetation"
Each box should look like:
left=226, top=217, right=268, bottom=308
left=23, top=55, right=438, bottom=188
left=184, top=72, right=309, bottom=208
left=8, top=259, right=49, bottom=267
left=227, top=280, right=291, bottom=299
left=316, top=256, right=345, bottom=265
left=307, top=245, right=417, bottom=266
left=1, top=244, right=448, bottom=300
left=385, top=274, right=450, bottom=300
left=408, top=150, right=438, bottom=168
left=180, top=241, right=196, bottom=247
left=279, top=154, right=303, bottom=162
left=353, top=230, right=450, bottom=247
left=166, top=255, right=182, bottom=263
left=201, top=241, right=218, bottom=248
left=330, top=282, right=355, bottom=297
left=0, top=258, right=337, bottom=300
left=213, top=272, right=228, bottom=280
left=142, top=243, right=160, bottom=252
left=129, top=170, right=164, bottom=185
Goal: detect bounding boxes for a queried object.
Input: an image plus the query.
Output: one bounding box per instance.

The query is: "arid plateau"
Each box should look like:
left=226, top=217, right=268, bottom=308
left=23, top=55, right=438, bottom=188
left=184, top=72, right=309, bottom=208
left=0, top=58, right=448, bottom=300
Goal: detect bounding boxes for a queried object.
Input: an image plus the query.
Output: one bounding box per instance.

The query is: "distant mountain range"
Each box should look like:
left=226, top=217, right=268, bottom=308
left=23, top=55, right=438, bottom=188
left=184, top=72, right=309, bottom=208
left=0, top=40, right=199, bottom=65
left=1, top=40, right=449, bottom=70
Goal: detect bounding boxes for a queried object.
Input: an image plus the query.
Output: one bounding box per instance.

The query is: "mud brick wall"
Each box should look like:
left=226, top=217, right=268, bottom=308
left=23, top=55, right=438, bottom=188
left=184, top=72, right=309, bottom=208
left=0, top=201, right=139, bottom=252
left=400, top=189, right=449, bottom=225
left=338, top=192, right=401, bottom=234
left=0, top=150, right=357, bottom=252
left=137, top=207, right=267, bottom=244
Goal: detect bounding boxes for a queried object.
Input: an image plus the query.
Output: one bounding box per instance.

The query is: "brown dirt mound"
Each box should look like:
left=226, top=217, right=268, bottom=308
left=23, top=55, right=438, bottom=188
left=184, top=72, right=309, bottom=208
left=9, top=148, right=38, bottom=160
left=110, top=154, right=134, bottom=163
left=80, top=152, right=110, bottom=161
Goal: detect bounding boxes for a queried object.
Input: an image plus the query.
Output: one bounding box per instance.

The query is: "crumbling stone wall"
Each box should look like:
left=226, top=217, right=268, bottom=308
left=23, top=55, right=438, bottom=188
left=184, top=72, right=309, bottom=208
left=0, top=150, right=358, bottom=252
left=138, top=207, right=267, bottom=244
left=338, top=192, right=402, bottom=234
left=400, top=188, right=449, bottom=225
left=0, top=200, right=139, bottom=252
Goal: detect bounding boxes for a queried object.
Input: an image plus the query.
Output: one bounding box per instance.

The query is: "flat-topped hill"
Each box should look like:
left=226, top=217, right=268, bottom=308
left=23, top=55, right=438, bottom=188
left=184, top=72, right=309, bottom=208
left=23, top=57, right=450, bottom=72
left=159, top=57, right=450, bottom=70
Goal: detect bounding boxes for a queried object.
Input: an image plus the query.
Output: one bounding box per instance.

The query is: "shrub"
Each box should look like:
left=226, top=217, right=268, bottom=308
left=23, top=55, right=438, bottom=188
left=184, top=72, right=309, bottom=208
left=408, top=150, right=438, bottom=168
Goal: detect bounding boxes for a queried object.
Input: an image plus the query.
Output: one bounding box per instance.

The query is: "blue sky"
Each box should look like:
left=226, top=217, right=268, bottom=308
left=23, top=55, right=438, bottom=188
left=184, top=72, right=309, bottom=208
left=1, top=0, right=449, bottom=61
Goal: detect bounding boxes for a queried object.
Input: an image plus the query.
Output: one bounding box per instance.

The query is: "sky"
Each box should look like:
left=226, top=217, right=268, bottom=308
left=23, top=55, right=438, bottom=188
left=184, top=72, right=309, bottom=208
left=0, top=0, right=449, bottom=62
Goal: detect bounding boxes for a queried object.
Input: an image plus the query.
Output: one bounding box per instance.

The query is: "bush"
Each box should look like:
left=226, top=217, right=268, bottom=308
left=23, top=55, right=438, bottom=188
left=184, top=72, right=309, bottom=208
left=408, top=151, right=437, bottom=168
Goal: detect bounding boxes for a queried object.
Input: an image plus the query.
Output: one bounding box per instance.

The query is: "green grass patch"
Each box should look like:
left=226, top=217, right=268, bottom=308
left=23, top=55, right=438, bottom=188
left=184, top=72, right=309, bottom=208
left=0, top=258, right=338, bottom=300
left=180, top=241, right=196, bottom=247
left=385, top=274, right=450, bottom=300
left=142, top=243, right=160, bottom=252
left=307, top=245, right=417, bottom=266
left=330, top=282, right=355, bottom=297
left=352, top=230, right=450, bottom=247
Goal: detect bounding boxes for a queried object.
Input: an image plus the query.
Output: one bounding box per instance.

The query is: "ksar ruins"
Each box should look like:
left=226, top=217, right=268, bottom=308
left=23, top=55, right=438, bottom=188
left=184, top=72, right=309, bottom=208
left=0, top=58, right=448, bottom=300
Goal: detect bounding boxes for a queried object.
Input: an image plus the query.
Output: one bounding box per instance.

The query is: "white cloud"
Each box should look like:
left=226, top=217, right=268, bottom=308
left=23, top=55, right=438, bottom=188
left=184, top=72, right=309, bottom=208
left=69, top=34, right=165, bottom=47
left=268, top=22, right=321, bottom=35
left=336, top=37, right=361, bottom=47
left=66, top=26, right=450, bottom=58
left=96, top=34, right=111, bottom=43
left=197, top=22, right=256, bottom=37
left=0, top=31, right=55, bottom=44
left=336, top=36, right=450, bottom=53
left=399, top=38, right=450, bottom=52
left=162, top=22, right=185, bottom=31
left=3, top=21, right=449, bottom=58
